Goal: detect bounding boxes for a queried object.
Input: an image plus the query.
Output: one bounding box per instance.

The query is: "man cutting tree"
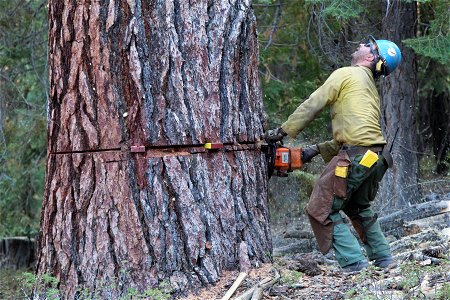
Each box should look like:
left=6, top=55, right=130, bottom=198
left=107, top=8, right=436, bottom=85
left=265, top=36, right=402, bottom=272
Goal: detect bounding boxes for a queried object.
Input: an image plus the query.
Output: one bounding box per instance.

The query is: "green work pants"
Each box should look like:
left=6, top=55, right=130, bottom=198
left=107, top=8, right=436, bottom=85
left=329, top=153, right=391, bottom=267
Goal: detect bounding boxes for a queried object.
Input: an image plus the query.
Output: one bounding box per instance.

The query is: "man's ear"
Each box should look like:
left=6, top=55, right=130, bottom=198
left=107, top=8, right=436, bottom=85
left=366, top=54, right=375, bottom=62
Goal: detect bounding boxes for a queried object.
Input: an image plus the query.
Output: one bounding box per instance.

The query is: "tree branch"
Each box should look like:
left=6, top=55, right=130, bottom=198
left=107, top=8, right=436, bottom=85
left=264, top=0, right=282, bottom=51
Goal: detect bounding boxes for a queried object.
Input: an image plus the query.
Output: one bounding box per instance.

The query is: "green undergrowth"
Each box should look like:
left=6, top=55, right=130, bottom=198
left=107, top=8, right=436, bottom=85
left=0, top=269, right=24, bottom=299
left=0, top=269, right=171, bottom=300
left=279, top=269, right=304, bottom=286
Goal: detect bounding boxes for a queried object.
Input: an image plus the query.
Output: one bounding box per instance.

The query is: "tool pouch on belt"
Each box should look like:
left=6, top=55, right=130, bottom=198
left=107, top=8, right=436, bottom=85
left=334, top=155, right=351, bottom=199
left=305, top=150, right=351, bottom=254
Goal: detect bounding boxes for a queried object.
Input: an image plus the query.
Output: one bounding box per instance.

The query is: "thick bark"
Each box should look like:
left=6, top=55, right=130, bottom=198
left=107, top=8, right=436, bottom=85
left=38, top=0, right=270, bottom=297
left=378, top=1, right=420, bottom=210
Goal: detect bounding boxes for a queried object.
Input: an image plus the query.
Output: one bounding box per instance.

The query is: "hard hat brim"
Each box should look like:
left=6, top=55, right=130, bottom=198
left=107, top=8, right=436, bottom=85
left=368, top=35, right=379, bottom=55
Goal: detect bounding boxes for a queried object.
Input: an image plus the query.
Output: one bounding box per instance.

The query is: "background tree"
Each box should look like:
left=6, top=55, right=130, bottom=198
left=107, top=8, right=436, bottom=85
left=406, top=0, right=450, bottom=176
left=378, top=0, right=420, bottom=209
left=255, top=0, right=332, bottom=145
left=37, top=0, right=270, bottom=297
left=0, top=0, right=48, bottom=237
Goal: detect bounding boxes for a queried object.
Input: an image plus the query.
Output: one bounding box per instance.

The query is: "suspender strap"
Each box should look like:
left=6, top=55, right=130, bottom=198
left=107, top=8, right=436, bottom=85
left=353, top=213, right=378, bottom=230
left=332, top=214, right=378, bottom=229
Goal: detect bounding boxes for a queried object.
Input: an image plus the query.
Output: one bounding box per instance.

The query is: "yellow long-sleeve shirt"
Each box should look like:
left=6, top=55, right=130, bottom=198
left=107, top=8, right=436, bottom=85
left=281, top=66, right=386, bottom=146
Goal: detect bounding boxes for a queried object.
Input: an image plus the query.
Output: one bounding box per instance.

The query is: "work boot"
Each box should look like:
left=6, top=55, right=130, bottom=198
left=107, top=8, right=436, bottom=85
left=373, top=255, right=396, bottom=269
left=342, top=259, right=368, bottom=272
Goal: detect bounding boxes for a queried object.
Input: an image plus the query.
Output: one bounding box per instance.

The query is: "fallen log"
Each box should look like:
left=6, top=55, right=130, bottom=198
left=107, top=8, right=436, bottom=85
left=378, top=200, right=450, bottom=236
left=273, top=240, right=314, bottom=257
left=391, top=228, right=445, bottom=255
left=250, top=284, right=263, bottom=300
left=405, top=212, right=450, bottom=231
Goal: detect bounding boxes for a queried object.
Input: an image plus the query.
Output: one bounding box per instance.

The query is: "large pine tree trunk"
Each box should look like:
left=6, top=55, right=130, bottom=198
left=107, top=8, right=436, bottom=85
left=37, top=0, right=271, bottom=297
left=378, top=1, right=420, bottom=210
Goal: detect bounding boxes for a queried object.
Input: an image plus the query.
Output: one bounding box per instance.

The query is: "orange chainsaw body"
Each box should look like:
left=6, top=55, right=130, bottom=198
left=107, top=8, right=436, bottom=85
left=274, top=146, right=303, bottom=173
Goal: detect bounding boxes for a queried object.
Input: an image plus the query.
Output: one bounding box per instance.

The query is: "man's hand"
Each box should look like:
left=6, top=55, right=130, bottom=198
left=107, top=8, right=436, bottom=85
left=264, top=127, right=287, bottom=143
left=302, top=145, right=320, bottom=163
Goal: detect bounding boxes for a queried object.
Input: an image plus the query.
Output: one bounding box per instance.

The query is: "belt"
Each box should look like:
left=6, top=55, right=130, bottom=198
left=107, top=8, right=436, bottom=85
left=341, top=144, right=384, bottom=157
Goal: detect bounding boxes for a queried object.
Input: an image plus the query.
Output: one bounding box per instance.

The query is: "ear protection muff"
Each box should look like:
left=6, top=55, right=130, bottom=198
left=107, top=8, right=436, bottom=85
left=375, top=60, right=383, bottom=73
left=374, top=57, right=389, bottom=77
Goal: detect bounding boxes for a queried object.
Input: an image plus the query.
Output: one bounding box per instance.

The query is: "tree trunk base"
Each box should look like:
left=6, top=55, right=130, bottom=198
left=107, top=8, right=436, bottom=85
left=37, top=150, right=271, bottom=297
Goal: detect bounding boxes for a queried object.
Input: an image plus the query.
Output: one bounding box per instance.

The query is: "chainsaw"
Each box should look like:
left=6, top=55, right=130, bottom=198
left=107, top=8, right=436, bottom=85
left=261, top=142, right=303, bottom=177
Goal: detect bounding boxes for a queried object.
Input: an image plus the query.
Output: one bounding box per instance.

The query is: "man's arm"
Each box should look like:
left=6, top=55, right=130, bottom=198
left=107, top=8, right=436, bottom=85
left=302, top=139, right=340, bottom=163
left=317, top=139, right=340, bottom=163
left=281, top=69, right=347, bottom=138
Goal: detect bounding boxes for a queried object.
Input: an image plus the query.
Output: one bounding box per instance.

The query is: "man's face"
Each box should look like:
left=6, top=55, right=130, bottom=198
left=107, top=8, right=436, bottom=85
left=351, top=43, right=373, bottom=65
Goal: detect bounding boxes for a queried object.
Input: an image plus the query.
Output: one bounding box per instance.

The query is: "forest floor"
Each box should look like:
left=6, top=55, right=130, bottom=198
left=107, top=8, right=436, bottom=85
left=182, top=231, right=450, bottom=300
left=1, top=192, right=449, bottom=299
left=182, top=193, right=450, bottom=300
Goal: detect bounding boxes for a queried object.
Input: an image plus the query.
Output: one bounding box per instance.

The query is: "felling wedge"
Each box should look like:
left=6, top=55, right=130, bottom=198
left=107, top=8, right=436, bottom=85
left=204, top=142, right=224, bottom=150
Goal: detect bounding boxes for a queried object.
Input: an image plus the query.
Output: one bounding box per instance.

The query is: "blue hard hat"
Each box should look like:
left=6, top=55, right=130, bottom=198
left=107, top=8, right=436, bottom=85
left=368, top=36, right=402, bottom=76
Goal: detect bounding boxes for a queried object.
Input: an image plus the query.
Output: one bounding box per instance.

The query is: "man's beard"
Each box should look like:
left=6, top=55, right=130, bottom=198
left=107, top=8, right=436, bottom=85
left=351, top=52, right=362, bottom=65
